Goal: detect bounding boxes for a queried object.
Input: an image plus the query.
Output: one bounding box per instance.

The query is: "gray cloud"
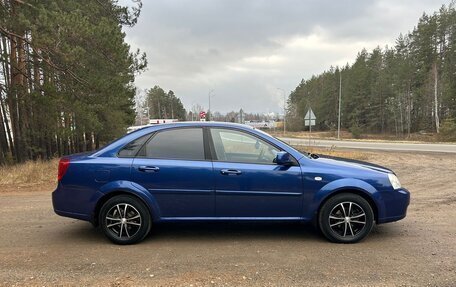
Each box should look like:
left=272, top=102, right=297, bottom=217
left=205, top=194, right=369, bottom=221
left=126, top=0, right=446, bottom=113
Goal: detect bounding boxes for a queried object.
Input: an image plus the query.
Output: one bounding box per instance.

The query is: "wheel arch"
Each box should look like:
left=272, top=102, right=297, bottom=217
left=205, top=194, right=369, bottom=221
left=309, top=178, right=382, bottom=224
left=316, top=188, right=379, bottom=224
left=92, top=184, right=160, bottom=226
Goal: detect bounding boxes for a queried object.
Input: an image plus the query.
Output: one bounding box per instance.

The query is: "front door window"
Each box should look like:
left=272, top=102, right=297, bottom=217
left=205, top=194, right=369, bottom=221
left=210, top=128, right=279, bottom=164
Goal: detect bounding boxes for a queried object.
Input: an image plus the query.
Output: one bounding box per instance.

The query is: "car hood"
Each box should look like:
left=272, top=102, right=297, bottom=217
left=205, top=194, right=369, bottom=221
left=310, top=155, right=393, bottom=174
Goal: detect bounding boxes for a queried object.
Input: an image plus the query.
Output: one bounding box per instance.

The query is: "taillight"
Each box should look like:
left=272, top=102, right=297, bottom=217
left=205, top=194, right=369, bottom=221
left=58, top=158, right=70, bottom=181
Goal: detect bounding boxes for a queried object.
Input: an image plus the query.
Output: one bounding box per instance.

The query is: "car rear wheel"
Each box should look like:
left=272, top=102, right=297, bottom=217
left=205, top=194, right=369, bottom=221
left=318, top=193, right=374, bottom=243
left=99, top=195, right=151, bottom=245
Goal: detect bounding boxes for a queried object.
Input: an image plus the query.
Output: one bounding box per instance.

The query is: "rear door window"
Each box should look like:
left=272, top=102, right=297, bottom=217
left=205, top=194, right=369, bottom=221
left=142, top=128, right=205, bottom=160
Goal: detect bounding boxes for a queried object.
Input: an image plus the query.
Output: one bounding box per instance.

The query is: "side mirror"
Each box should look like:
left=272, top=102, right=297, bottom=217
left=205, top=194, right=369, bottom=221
left=274, top=151, right=294, bottom=165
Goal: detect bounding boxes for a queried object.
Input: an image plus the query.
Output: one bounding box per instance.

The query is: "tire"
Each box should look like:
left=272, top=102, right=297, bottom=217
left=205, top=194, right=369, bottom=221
left=99, top=195, right=151, bottom=245
left=318, top=193, right=374, bottom=243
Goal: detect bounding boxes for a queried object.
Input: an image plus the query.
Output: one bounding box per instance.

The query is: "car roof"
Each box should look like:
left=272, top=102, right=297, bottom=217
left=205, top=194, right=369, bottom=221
left=138, top=121, right=255, bottom=131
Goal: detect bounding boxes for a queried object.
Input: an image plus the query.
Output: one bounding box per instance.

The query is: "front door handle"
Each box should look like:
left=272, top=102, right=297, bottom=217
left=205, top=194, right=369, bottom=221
left=220, top=169, right=242, bottom=175
left=138, top=166, right=160, bottom=172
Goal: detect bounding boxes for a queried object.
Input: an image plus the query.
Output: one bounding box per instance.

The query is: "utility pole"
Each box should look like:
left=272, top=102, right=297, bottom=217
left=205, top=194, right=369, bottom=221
left=171, top=100, right=174, bottom=119
left=308, top=105, right=312, bottom=146
left=433, top=63, right=439, bottom=133
left=277, top=88, right=286, bottom=135
left=145, top=107, right=150, bottom=124
left=337, top=69, right=342, bottom=140
left=208, top=89, right=215, bottom=121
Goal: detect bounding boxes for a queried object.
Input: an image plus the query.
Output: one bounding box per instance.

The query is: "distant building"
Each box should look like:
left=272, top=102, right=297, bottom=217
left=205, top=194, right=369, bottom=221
left=244, top=120, right=277, bottom=129
left=127, top=119, right=179, bottom=133
left=149, top=119, right=178, bottom=124
left=127, top=125, right=150, bottom=133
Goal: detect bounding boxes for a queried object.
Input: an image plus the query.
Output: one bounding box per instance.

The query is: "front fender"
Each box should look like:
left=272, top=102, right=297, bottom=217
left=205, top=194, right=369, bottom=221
left=304, top=178, right=385, bottom=221
left=92, top=180, right=161, bottom=221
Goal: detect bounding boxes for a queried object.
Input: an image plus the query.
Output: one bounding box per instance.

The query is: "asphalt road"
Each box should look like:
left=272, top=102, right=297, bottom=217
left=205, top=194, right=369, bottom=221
left=1, top=151, right=455, bottom=286
left=280, top=137, right=456, bottom=153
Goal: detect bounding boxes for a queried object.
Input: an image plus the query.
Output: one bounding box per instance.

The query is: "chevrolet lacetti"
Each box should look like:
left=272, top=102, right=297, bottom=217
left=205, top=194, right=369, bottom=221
left=52, top=122, right=410, bottom=244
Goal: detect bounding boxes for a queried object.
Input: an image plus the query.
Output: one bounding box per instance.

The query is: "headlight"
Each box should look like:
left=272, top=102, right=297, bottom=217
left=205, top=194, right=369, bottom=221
left=388, top=173, right=401, bottom=190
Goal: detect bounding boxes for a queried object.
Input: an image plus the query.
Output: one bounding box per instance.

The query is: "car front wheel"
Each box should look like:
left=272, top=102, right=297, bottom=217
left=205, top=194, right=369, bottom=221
left=99, top=195, right=151, bottom=245
left=318, top=193, right=374, bottom=243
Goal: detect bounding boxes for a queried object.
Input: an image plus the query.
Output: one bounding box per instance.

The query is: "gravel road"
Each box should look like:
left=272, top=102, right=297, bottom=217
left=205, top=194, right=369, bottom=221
left=1, top=151, right=455, bottom=286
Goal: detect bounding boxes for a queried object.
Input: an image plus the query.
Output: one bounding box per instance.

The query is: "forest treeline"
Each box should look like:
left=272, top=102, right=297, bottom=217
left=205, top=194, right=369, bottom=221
left=139, top=86, right=187, bottom=123
left=0, top=0, right=146, bottom=164
left=287, top=3, right=456, bottom=139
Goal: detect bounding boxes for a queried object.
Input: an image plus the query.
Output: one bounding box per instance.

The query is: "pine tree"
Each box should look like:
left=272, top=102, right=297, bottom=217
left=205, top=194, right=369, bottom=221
left=0, top=0, right=147, bottom=163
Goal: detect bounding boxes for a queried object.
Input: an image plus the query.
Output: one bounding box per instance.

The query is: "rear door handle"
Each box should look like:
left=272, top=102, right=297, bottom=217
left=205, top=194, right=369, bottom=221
left=138, top=166, right=160, bottom=172
left=220, top=169, right=242, bottom=175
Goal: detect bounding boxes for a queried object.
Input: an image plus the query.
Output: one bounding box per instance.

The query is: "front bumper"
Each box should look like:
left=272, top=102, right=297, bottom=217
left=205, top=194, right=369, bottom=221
left=377, top=187, right=410, bottom=224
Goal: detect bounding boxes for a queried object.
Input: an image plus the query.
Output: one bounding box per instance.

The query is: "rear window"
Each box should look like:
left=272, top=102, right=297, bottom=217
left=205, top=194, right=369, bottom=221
left=142, top=128, right=205, bottom=160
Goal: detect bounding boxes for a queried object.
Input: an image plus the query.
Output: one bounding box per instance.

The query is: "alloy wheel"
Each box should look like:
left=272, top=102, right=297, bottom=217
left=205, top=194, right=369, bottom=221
left=105, top=203, right=142, bottom=239
left=328, top=201, right=367, bottom=237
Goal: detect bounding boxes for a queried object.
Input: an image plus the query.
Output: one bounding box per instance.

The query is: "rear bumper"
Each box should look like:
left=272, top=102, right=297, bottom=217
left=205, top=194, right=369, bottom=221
left=53, top=207, right=91, bottom=221
left=52, top=183, right=99, bottom=222
left=377, top=188, right=410, bottom=224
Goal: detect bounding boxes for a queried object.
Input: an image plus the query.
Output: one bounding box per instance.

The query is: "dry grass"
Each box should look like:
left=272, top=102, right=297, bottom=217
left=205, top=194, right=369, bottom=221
left=0, top=159, right=58, bottom=187
left=294, top=146, right=370, bottom=161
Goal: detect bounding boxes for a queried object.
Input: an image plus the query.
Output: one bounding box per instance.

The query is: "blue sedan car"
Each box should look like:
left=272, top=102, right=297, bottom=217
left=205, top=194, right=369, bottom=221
left=52, top=122, right=409, bottom=244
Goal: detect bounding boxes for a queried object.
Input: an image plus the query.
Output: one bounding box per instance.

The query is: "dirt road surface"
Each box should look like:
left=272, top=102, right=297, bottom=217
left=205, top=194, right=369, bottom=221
left=1, top=151, right=455, bottom=286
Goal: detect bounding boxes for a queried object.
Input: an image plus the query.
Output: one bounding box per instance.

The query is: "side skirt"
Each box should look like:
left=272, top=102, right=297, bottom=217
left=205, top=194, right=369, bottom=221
left=158, top=217, right=310, bottom=222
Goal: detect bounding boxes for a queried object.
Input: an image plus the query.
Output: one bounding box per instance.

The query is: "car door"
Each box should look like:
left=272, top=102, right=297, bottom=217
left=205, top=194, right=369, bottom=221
left=209, top=128, right=303, bottom=218
left=131, top=127, right=215, bottom=218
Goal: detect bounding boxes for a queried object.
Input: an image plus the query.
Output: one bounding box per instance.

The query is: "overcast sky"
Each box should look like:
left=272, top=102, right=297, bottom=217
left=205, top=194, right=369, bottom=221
left=125, top=0, right=447, bottom=114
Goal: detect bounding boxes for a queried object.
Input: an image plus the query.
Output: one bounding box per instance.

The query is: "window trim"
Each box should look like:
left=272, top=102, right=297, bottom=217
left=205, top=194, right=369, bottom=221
left=135, top=126, right=209, bottom=162
left=208, top=127, right=298, bottom=166
left=202, top=127, right=212, bottom=160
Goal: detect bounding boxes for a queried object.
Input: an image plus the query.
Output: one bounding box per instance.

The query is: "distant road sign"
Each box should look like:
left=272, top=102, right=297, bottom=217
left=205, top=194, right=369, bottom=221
left=304, top=108, right=316, bottom=127
left=305, top=119, right=316, bottom=126
left=305, top=108, right=316, bottom=120
left=199, top=111, right=206, bottom=121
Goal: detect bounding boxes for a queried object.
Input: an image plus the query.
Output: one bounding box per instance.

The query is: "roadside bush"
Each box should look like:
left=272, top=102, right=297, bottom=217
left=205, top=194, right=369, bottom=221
left=285, top=115, right=304, bottom=132
left=349, top=124, right=363, bottom=139
left=438, top=118, right=456, bottom=142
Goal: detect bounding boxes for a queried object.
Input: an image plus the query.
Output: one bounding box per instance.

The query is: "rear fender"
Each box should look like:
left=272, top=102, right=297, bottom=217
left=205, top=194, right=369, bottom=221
left=93, top=180, right=161, bottom=221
